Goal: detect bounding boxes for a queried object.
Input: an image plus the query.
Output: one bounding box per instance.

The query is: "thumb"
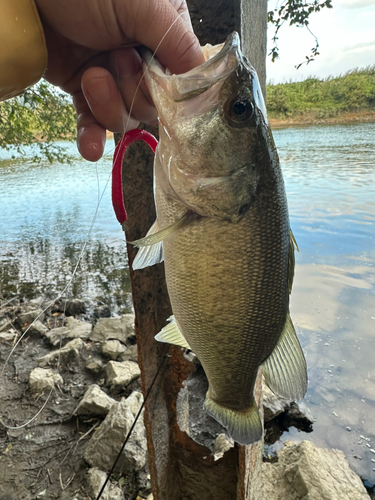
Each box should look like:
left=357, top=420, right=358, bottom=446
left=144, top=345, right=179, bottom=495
left=118, top=0, right=205, bottom=74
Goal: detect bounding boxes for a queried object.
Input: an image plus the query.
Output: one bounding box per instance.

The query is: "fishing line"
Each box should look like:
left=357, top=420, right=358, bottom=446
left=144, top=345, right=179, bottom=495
left=112, top=12, right=185, bottom=168
left=1, top=11, right=183, bottom=430
left=0, top=385, right=55, bottom=430
left=95, top=352, right=170, bottom=500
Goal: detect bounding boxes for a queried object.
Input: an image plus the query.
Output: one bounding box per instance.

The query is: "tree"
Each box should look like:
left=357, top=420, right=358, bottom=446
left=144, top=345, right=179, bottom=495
left=0, top=81, right=76, bottom=163
left=268, top=0, right=333, bottom=68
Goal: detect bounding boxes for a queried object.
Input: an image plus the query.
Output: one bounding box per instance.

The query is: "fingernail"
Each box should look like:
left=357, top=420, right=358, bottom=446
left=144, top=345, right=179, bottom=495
left=85, top=77, right=111, bottom=104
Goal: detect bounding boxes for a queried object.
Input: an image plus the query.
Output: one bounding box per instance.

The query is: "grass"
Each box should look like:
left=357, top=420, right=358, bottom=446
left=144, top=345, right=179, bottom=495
left=266, top=66, right=375, bottom=125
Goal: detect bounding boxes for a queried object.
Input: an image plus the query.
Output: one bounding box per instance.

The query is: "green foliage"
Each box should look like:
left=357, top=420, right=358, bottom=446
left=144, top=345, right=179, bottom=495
left=0, top=82, right=76, bottom=162
left=268, top=0, right=333, bottom=67
left=266, top=66, right=375, bottom=119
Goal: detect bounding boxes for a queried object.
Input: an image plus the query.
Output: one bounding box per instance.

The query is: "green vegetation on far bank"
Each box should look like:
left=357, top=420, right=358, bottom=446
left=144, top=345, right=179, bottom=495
left=1, top=67, right=375, bottom=164
left=266, top=66, right=375, bottom=126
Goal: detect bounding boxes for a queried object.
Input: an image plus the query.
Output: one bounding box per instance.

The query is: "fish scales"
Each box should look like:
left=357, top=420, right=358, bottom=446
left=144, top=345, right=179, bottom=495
left=163, top=206, right=290, bottom=410
left=133, top=32, right=307, bottom=445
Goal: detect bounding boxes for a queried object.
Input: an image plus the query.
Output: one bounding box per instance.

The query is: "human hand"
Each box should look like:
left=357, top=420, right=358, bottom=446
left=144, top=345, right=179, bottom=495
left=35, top=0, right=204, bottom=161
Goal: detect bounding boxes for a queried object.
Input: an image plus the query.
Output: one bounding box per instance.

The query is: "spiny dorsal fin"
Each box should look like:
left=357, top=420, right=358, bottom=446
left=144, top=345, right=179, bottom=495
left=262, top=312, right=307, bottom=401
left=132, top=219, right=164, bottom=270
left=155, top=315, right=191, bottom=349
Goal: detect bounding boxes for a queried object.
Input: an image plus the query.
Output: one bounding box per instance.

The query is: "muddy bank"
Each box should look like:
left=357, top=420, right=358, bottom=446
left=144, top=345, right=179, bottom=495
left=0, top=297, right=149, bottom=500
left=269, top=109, right=375, bottom=128
left=0, top=295, right=372, bottom=499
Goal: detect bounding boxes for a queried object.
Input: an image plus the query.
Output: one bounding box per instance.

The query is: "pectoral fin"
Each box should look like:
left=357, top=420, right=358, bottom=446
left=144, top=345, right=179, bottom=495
left=131, top=213, right=191, bottom=248
left=155, top=315, right=191, bottom=349
left=262, top=313, right=307, bottom=401
left=132, top=220, right=164, bottom=270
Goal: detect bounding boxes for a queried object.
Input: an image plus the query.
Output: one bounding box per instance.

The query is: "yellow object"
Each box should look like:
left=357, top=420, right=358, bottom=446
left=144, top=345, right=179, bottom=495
left=0, top=0, right=47, bottom=101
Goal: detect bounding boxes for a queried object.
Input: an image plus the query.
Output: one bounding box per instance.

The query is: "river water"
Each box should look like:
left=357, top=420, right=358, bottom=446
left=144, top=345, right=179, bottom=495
left=1, top=123, right=374, bottom=484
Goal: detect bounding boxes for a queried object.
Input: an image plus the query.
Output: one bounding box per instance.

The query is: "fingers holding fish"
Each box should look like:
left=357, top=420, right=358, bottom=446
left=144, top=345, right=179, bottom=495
left=78, top=49, right=158, bottom=161
left=110, top=48, right=158, bottom=125
left=73, top=91, right=107, bottom=162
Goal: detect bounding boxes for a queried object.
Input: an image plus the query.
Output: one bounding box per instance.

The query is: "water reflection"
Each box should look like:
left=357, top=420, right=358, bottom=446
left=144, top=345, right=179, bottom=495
left=273, top=123, right=375, bottom=484
left=0, top=141, right=132, bottom=313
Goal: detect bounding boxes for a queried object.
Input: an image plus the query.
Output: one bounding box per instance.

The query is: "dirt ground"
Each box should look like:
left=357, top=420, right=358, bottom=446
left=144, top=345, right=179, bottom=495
left=0, top=299, right=145, bottom=500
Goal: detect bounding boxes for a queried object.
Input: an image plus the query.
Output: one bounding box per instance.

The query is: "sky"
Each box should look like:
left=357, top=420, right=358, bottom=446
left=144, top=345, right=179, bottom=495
left=266, top=0, right=375, bottom=83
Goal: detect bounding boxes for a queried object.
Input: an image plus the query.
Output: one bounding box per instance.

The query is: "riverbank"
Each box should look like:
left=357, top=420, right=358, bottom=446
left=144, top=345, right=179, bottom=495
left=0, top=295, right=372, bottom=499
left=267, top=66, right=375, bottom=128
left=270, top=108, right=375, bottom=128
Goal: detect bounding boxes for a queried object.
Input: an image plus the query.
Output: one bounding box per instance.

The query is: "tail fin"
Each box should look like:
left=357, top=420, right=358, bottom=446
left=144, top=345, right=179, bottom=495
left=204, top=396, right=262, bottom=446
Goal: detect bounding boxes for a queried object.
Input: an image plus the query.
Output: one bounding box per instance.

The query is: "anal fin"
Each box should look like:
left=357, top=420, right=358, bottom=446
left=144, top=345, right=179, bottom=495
left=155, top=315, right=191, bottom=350
left=262, top=312, right=307, bottom=401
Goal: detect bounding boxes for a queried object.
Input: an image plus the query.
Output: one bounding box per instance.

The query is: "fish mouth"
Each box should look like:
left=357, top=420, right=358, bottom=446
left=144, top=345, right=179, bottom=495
left=141, top=32, right=268, bottom=122
left=141, top=32, right=244, bottom=102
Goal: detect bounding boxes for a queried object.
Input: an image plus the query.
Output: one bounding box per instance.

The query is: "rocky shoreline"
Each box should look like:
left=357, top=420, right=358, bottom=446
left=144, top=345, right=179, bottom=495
left=0, top=296, right=372, bottom=499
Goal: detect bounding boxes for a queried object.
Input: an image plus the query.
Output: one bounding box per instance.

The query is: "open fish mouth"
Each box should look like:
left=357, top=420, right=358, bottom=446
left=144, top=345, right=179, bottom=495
left=141, top=32, right=240, bottom=101
left=141, top=31, right=268, bottom=122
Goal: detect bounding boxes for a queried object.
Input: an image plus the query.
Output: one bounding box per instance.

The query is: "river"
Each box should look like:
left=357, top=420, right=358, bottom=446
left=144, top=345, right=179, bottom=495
left=1, top=123, right=374, bottom=485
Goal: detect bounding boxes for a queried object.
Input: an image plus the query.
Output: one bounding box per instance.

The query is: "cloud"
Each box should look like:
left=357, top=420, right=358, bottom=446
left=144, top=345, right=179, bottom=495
left=338, top=39, right=375, bottom=55
left=340, top=0, right=375, bottom=9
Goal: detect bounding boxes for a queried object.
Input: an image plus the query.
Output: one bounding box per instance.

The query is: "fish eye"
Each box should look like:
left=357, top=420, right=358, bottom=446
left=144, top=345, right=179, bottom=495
left=226, top=97, right=255, bottom=127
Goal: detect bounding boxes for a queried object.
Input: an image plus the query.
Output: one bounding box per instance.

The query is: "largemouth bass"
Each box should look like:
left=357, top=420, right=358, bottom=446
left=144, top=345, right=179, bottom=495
left=132, top=32, right=307, bottom=445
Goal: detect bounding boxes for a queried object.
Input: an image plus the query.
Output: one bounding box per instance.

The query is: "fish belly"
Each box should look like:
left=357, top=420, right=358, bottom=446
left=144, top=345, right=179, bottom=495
left=161, top=200, right=290, bottom=412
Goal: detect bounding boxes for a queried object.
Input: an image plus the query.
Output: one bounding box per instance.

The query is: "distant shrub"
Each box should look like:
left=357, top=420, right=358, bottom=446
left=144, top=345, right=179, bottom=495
left=266, top=66, right=375, bottom=119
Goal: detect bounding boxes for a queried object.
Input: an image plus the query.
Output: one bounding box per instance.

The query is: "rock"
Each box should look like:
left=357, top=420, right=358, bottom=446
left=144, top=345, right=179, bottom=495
left=0, top=331, right=17, bottom=342
left=74, top=385, right=116, bottom=416
left=252, top=440, right=370, bottom=500
left=86, top=468, right=124, bottom=500
left=16, top=308, right=44, bottom=327
left=86, top=359, right=105, bottom=374
left=29, top=367, right=63, bottom=394
left=27, top=320, right=48, bottom=336
left=91, top=314, right=135, bottom=344
left=38, top=338, right=84, bottom=367
left=93, top=305, right=111, bottom=319
left=286, top=400, right=314, bottom=425
left=262, top=384, right=291, bottom=422
left=61, top=299, right=86, bottom=316
left=262, top=383, right=314, bottom=444
left=84, top=392, right=147, bottom=473
left=102, top=340, right=127, bottom=360
left=45, top=317, right=92, bottom=346
left=119, top=344, right=138, bottom=363
left=106, top=361, right=140, bottom=391
left=213, top=433, right=234, bottom=461
left=175, top=369, right=227, bottom=452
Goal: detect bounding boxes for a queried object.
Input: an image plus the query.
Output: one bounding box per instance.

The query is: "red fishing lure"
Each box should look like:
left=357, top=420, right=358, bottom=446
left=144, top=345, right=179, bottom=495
left=112, top=129, right=158, bottom=226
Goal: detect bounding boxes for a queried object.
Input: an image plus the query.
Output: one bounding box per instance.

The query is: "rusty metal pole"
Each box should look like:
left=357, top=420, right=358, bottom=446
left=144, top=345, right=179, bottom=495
left=119, top=2, right=267, bottom=499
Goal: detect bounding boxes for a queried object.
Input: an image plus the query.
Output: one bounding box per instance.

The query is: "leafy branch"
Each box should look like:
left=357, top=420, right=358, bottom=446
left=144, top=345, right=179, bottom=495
left=0, top=82, right=76, bottom=163
left=268, top=0, right=333, bottom=68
